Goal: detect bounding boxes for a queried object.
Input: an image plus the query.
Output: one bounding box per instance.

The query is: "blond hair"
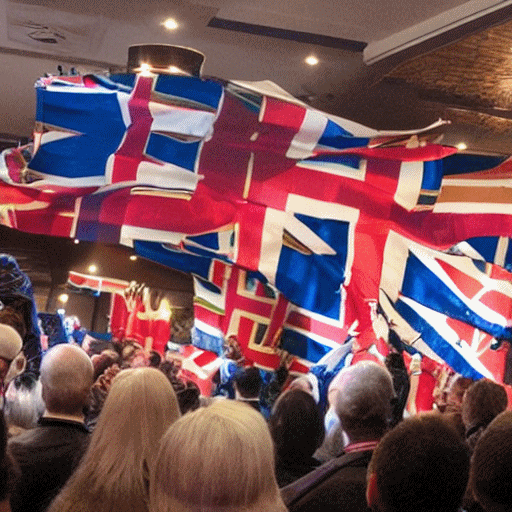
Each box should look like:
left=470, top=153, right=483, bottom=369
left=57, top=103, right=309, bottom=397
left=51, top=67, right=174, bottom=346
left=49, top=367, right=181, bottom=512
left=150, top=400, right=287, bottom=512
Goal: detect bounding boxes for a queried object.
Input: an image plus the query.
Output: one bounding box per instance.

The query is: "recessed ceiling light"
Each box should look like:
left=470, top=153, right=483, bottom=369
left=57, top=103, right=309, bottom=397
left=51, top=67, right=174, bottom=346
left=74, top=239, right=79, bottom=244
left=305, top=55, right=319, bottom=66
left=139, top=63, right=152, bottom=76
left=88, top=264, right=98, bottom=274
left=456, top=142, right=467, bottom=151
left=130, top=255, right=137, bottom=261
left=58, top=293, right=69, bottom=303
left=163, top=18, right=179, bottom=30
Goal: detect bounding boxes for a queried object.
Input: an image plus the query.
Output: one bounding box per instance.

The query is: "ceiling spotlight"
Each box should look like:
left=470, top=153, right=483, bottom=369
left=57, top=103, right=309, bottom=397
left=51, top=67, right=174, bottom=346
left=163, top=18, right=179, bottom=30
left=130, top=255, right=137, bottom=261
left=58, top=293, right=69, bottom=303
left=305, top=55, right=319, bottom=66
left=456, top=142, right=467, bottom=151
left=139, top=63, right=152, bottom=77
left=74, top=239, right=79, bottom=244
left=88, top=264, right=98, bottom=274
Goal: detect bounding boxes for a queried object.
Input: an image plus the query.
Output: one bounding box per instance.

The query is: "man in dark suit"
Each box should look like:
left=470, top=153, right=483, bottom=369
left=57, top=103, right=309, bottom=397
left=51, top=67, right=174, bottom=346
left=9, top=344, right=94, bottom=512
left=281, top=360, right=395, bottom=512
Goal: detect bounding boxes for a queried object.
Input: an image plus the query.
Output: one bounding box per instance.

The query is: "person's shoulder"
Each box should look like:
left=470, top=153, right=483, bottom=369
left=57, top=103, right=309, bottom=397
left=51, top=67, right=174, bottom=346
left=8, top=426, right=40, bottom=449
left=282, top=450, right=372, bottom=508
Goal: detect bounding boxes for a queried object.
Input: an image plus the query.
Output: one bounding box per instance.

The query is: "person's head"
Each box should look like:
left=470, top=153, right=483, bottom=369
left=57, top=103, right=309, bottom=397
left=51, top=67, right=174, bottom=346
left=234, top=366, right=262, bottom=399
left=269, top=388, right=324, bottom=463
left=436, top=374, right=474, bottom=413
left=4, top=373, right=44, bottom=430
left=367, top=413, right=470, bottom=512
left=333, top=361, right=395, bottom=442
left=40, top=344, right=93, bottom=416
left=148, top=350, right=162, bottom=368
left=150, top=399, right=287, bottom=512
left=50, top=367, right=181, bottom=512
left=462, top=379, right=508, bottom=430
left=288, top=375, right=314, bottom=395
left=469, top=410, right=512, bottom=512
left=91, top=349, right=120, bottom=382
left=0, top=323, right=25, bottom=385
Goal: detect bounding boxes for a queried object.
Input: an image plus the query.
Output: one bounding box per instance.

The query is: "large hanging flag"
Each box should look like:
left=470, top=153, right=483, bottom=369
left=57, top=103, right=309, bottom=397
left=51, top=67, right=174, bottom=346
left=1, top=68, right=512, bottom=384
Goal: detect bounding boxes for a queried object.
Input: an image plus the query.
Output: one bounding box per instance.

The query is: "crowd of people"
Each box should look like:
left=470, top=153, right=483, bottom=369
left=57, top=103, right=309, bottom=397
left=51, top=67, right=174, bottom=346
left=0, top=300, right=510, bottom=512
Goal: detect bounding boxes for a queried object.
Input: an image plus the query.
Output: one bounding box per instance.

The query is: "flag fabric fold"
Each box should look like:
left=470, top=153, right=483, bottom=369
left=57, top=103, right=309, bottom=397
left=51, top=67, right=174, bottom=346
left=1, top=70, right=511, bottom=386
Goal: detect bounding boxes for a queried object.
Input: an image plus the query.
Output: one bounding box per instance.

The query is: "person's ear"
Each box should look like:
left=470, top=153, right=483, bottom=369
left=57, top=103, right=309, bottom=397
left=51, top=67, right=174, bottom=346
left=4, top=353, right=26, bottom=385
left=367, top=472, right=379, bottom=511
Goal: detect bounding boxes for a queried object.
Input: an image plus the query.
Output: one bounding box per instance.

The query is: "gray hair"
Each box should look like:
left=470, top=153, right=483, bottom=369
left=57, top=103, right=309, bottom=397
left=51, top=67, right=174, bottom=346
left=4, top=375, right=44, bottom=430
left=333, top=361, right=395, bottom=441
left=40, top=344, right=93, bottom=415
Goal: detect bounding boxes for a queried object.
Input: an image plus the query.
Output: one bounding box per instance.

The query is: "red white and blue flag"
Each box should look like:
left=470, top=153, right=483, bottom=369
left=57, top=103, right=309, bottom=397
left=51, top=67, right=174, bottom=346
left=1, top=70, right=512, bottom=384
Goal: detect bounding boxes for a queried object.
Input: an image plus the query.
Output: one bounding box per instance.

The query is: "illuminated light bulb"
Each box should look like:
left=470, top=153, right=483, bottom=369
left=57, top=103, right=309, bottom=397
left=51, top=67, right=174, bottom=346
left=74, top=239, right=79, bottom=244
left=88, top=264, right=98, bottom=274
left=58, top=293, right=69, bottom=303
left=305, top=55, right=319, bottom=66
left=163, top=18, right=179, bottom=30
left=456, top=142, right=467, bottom=151
left=139, top=63, right=152, bottom=76
left=130, top=255, right=137, bottom=261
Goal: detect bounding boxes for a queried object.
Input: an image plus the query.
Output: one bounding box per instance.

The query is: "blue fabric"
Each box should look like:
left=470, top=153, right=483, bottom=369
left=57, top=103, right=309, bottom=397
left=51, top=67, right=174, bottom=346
left=0, top=254, right=41, bottom=372
left=134, top=241, right=213, bottom=280
left=187, top=232, right=220, bottom=251
left=154, top=75, right=223, bottom=110
left=421, top=160, right=444, bottom=191
left=281, top=328, right=332, bottom=363
left=145, top=133, right=200, bottom=172
left=308, top=344, right=353, bottom=414
left=318, top=119, right=369, bottom=149
left=395, top=298, right=485, bottom=380
left=32, top=89, right=126, bottom=179
left=192, top=325, right=224, bottom=356
left=402, top=251, right=512, bottom=340
left=276, top=215, right=348, bottom=319
left=442, top=153, right=507, bottom=175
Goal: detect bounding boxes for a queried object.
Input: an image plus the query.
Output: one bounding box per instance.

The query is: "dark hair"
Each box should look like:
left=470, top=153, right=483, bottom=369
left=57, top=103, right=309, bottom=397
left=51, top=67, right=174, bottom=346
left=469, top=410, right=512, bottom=512
left=234, top=367, right=262, bottom=399
left=159, top=362, right=200, bottom=414
left=369, top=413, right=470, bottom=512
left=462, top=379, right=508, bottom=430
left=148, top=351, right=162, bottom=368
left=92, top=351, right=120, bottom=382
left=269, top=389, right=324, bottom=463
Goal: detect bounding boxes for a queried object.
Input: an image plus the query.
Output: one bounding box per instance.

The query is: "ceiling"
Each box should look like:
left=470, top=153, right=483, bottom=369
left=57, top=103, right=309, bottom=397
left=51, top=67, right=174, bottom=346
left=2, top=0, right=512, bottom=154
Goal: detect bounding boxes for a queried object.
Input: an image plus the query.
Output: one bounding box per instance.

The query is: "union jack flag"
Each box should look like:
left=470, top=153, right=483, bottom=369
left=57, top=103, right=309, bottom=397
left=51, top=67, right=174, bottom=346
left=1, top=69, right=512, bottom=388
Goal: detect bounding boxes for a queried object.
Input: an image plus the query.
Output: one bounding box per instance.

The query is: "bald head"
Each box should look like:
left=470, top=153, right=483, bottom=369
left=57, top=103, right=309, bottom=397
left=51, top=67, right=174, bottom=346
left=332, top=361, right=395, bottom=442
left=40, top=344, right=93, bottom=416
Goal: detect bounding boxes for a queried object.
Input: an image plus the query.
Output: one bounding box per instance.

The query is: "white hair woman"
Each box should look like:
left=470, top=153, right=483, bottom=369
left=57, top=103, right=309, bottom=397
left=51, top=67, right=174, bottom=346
left=4, top=373, right=45, bottom=435
left=150, top=400, right=288, bottom=512
left=49, top=367, right=181, bottom=512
